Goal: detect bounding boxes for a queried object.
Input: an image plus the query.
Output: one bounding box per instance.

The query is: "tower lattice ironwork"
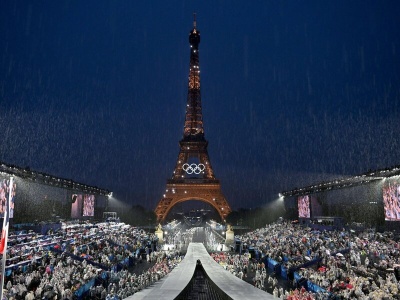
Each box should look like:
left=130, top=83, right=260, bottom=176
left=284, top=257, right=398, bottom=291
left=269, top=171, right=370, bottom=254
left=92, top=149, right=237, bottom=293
left=155, top=15, right=232, bottom=222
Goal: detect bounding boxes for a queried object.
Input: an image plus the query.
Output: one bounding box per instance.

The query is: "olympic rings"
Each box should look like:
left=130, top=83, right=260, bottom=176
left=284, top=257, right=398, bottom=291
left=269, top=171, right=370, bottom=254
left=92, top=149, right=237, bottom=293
left=182, top=163, right=205, bottom=175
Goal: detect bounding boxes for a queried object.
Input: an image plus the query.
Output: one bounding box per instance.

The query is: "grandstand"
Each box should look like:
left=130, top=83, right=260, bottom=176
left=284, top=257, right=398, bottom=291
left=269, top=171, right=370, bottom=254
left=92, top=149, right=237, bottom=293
left=2, top=162, right=400, bottom=299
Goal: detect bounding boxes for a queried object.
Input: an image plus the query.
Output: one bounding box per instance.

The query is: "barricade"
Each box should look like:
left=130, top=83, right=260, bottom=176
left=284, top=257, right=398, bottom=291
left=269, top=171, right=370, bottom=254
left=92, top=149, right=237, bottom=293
left=50, top=247, right=109, bottom=270
left=307, top=280, right=327, bottom=294
left=280, top=264, right=288, bottom=279
left=297, top=277, right=308, bottom=289
left=294, top=271, right=302, bottom=282
left=5, top=256, right=43, bottom=274
left=264, top=257, right=281, bottom=276
left=289, top=257, right=322, bottom=274
left=266, top=257, right=278, bottom=271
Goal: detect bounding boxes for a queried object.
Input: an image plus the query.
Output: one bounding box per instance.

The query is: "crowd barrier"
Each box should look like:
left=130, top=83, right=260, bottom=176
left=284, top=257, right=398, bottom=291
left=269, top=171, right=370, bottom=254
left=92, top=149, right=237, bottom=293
left=307, top=280, right=328, bottom=294
left=112, top=256, right=135, bottom=272
left=74, top=278, right=96, bottom=299
left=281, top=264, right=288, bottom=279
left=9, top=232, right=35, bottom=239
left=290, top=257, right=322, bottom=272
left=19, top=223, right=62, bottom=235
left=51, top=241, right=139, bottom=273
left=5, top=255, right=44, bottom=277
left=293, top=271, right=330, bottom=295
left=74, top=272, right=109, bottom=299
left=248, top=246, right=261, bottom=260
left=50, top=247, right=110, bottom=271
left=262, top=256, right=333, bottom=296
left=264, top=257, right=282, bottom=276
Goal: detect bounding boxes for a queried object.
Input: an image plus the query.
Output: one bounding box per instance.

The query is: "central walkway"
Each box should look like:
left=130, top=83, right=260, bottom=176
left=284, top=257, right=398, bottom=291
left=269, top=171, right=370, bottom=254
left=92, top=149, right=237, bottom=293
left=129, top=241, right=275, bottom=300
left=191, top=227, right=207, bottom=243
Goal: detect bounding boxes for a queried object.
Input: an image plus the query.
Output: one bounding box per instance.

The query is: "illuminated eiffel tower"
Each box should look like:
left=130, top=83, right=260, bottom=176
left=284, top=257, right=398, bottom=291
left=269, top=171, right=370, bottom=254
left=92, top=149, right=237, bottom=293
left=154, top=15, right=231, bottom=222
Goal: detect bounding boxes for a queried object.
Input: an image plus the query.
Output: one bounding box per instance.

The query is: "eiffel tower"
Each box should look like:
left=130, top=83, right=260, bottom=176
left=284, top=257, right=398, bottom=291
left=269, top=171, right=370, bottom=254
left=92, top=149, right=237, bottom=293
left=155, top=15, right=232, bottom=222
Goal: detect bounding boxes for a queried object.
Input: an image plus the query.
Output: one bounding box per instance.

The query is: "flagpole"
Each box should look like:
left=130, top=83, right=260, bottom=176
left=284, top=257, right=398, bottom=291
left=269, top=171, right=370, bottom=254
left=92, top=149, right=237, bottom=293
left=0, top=176, right=13, bottom=300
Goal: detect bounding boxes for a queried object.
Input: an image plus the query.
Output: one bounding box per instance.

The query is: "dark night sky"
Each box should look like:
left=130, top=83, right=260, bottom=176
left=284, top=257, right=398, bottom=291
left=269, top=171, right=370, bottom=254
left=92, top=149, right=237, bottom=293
left=1, top=1, right=399, bottom=211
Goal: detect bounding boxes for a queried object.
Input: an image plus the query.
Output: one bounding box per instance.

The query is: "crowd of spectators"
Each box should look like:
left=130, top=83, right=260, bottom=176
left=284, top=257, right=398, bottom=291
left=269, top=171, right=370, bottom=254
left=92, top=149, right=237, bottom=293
left=226, top=221, right=400, bottom=299
left=3, top=218, right=400, bottom=299
left=1, top=221, right=183, bottom=300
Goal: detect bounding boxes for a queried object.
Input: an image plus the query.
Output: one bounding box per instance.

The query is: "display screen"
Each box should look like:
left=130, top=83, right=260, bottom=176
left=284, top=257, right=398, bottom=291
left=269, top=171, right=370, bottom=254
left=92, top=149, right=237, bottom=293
left=298, top=195, right=311, bottom=218
left=383, top=181, right=400, bottom=221
left=71, top=194, right=83, bottom=218
left=71, top=194, right=95, bottom=218
left=0, top=178, right=16, bottom=219
left=83, top=194, right=95, bottom=217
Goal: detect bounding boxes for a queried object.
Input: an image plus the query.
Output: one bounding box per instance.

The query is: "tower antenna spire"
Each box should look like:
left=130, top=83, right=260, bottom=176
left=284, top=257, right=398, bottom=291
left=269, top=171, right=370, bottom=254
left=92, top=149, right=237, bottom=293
left=193, top=12, right=197, bottom=29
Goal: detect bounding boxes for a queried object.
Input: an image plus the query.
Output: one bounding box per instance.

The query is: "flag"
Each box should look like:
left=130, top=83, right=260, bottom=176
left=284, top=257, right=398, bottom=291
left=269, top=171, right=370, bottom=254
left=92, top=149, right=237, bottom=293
left=0, top=227, right=7, bottom=254
left=1, top=177, right=13, bottom=300
left=0, top=177, right=13, bottom=254
left=0, top=179, right=11, bottom=255
left=0, top=196, right=9, bottom=255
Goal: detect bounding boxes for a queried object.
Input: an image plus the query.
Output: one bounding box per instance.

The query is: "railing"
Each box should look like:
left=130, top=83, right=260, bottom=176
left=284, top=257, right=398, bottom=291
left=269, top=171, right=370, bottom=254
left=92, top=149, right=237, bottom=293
left=167, top=179, right=220, bottom=184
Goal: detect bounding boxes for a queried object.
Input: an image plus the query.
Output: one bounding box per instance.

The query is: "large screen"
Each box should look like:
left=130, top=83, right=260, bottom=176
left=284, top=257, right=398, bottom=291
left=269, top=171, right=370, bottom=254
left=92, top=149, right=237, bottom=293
left=0, top=178, right=16, bottom=219
left=71, top=194, right=95, bottom=218
left=383, top=181, right=400, bottom=221
left=298, top=195, right=311, bottom=218
left=83, top=194, right=95, bottom=217
left=71, top=194, right=83, bottom=218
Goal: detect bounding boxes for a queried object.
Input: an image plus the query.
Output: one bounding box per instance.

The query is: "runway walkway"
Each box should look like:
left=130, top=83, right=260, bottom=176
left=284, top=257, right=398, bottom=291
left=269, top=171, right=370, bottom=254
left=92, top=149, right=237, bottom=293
left=191, top=227, right=206, bottom=243
left=129, top=242, right=275, bottom=300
